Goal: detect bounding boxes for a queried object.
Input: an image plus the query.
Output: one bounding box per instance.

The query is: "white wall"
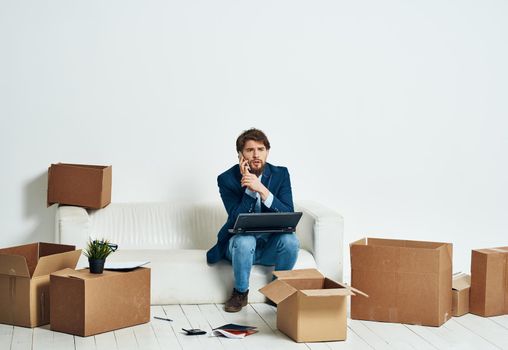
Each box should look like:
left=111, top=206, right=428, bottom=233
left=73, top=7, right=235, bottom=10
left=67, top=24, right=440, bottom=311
left=1, top=0, right=507, bottom=280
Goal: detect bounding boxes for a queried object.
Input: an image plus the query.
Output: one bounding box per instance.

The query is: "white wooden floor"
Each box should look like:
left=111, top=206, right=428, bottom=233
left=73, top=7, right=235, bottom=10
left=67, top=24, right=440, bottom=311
left=2, top=304, right=508, bottom=350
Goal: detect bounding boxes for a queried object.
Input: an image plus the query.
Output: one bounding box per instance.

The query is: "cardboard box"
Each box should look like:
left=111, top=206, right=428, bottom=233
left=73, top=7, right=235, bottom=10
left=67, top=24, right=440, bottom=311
left=0, top=243, right=80, bottom=327
left=50, top=267, right=150, bottom=336
left=259, top=269, right=366, bottom=343
left=47, top=163, right=112, bottom=209
left=470, top=247, right=508, bottom=317
left=350, top=238, right=452, bottom=327
left=452, top=273, right=470, bottom=317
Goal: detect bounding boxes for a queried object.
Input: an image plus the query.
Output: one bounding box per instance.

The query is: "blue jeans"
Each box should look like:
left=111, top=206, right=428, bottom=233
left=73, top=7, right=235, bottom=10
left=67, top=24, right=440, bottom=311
left=225, top=233, right=300, bottom=293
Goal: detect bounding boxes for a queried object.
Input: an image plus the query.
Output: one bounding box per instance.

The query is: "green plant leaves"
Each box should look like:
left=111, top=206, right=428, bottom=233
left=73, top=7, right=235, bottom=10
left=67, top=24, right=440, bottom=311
left=83, top=239, right=116, bottom=260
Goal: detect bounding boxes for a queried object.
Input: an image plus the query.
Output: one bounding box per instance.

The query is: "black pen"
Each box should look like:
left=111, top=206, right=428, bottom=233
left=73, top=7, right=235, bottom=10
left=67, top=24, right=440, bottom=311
left=154, top=316, right=173, bottom=322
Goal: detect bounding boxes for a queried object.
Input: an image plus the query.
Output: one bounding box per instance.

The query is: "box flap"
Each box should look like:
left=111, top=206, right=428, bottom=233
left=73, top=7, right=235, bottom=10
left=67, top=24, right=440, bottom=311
left=472, top=246, right=508, bottom=255
left=300, top=288, right=355, bottom=297
left=51, top=268, right=79, bottom=277
left=350, top=238, right=367, bottom=247
left=33, top=250, right=81, bottom=278
left=273, top=268, right=323, bottom=280
left=486, top=247, right=508, bottom=254
left=346, top=284, right=369, bottom=298
left=367, top=238, right=446, bottom=250
left=452, top=273, right=471, bottom=291
left=259, top=279, right=298, bottom=304
left=39, top=242, right=75, bottom=257
left=51, top=268, right=98, bottom=280
left=0, top=243, right=38, bottom=276
left=323, top=277, right=369, bottom=298
left=0, top=254, right=30, bottom=277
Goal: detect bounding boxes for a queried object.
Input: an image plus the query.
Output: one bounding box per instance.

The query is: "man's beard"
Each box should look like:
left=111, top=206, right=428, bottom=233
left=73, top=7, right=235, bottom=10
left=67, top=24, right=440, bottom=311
left=249, top=162, right=265, bottom=176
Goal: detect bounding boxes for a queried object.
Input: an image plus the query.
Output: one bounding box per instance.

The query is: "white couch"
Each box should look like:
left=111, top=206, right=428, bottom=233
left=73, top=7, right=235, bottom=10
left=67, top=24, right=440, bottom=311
left=55, top=201, right=343, bottom=304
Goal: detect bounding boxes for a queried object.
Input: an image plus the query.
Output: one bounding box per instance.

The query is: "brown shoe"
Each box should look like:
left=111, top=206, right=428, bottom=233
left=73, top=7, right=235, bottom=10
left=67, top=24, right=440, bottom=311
left=224, top=288, right=249, bottom=312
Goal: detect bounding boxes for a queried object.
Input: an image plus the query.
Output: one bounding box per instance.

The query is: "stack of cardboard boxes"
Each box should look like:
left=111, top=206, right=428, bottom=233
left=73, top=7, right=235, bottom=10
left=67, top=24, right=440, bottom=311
left=0, top=162, right=151, bottom=337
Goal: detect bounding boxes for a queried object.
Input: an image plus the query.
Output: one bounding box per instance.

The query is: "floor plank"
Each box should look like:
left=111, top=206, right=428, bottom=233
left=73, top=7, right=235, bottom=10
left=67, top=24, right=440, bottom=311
left=306, top=343, right=331, bottom=350
left=489, top=314, right=508, bottom=330
left=0, top=324, right=13, bottom=350
left=328, top=323, right=374, bottom=350
left=162, top=304, right=203, bottom=350
left=250, top=303, right=277, bottom=331
left=347, top=320, right=392, bottom=350
left=94, top=331, right=117, bottom=350
left=132, top=322, right=161, bottom=350
left=180, top=304, right=224, bottom=350
left=405, top=323, right=456, bottom=350
left=32, top=326, right=53, bottom=350
left=74, top=335, right=96, bottom=350
left=453, top=313, right=508, bottom=349
left=437, top=318, right=500, bottom=350
left=360, top=320, right=436, bottom=350
left=113, top=327, right=138, bottom=350
left=10, top=326, right=32, bottom=350
left=198, top=303, right=246, bottom=350
left=52, top=329, right=75, bottom=350
left=150, top=305, right=182, bottom=350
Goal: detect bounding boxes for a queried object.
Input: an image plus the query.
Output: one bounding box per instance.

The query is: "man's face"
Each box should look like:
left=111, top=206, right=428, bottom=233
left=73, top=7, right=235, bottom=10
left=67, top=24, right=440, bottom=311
left=240, top=140, right=269, bottom=176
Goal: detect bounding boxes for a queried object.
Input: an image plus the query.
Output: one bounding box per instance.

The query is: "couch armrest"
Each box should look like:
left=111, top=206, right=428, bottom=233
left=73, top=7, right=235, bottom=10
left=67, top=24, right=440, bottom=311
left=55, top=205, right=90, bottom=249
left=296, top=201, right=344, bottom=282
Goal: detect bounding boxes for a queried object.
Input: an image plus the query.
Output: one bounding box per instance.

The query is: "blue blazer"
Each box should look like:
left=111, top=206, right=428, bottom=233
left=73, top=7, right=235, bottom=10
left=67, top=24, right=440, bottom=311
left=206, top=162, right=294, bottom=264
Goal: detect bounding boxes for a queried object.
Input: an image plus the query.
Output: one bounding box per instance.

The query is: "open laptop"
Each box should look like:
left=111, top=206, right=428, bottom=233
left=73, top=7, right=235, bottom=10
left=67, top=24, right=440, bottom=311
left=228, top=212, right=303, bottom=234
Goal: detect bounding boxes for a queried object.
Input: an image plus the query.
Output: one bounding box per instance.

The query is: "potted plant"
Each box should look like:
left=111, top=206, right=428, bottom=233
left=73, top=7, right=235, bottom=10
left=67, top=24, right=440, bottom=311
left=83, top=239, right=118, bottom=274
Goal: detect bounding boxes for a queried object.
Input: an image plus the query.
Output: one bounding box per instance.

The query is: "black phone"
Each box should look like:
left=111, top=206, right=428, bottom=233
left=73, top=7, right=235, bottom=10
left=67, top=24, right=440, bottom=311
left=238, top=152, right=251, bottom=173
left=182, top=328, right=207, bottom=335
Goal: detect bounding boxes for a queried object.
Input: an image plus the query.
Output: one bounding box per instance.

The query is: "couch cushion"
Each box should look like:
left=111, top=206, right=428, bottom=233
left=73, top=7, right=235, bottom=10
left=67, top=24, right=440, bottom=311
left=99, top=248, right=317, bottom=304
left=88, top=203, right=227, bottom=250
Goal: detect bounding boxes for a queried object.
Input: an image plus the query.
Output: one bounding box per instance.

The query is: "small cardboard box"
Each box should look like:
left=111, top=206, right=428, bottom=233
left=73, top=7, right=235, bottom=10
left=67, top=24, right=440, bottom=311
left=47, top=163, right=112, bottom=209
left=470, top=247, right=508, bottom=317
left=50, top=267, right=151, bottom=336
left=0, top=243, right=80, bottom=327
left=452, top=273, right=470, bottom=317
left=350, top=238, right=452, bottom=326
left=259, top=269, right=366, bottom=343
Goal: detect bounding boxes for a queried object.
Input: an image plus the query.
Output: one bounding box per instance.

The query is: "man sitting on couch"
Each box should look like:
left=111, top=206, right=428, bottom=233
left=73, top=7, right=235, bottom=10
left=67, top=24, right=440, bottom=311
left=206, top=128, right=300, bottom=312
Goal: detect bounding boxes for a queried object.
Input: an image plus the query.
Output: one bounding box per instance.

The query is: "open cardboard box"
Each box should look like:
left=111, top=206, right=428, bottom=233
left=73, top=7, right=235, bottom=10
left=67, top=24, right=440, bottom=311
left=350, top=237, right=452, bottom=327
left=259, top=269, right=367, bottom=343
left=50, top=267, right=151, bottom=336
left=0, top=242, right=80, bottom=327
left=470, top=246, right=508, bottom=317
left=47, top=163, right=112, bottom=209
left=452, top=272, right=470, bottom=317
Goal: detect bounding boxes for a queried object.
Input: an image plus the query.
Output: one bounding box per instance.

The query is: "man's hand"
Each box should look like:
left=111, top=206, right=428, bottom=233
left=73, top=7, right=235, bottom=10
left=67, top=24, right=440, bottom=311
left=239, top=154, right=250, bottom=176
left=241, top=173, right=269, bottom=201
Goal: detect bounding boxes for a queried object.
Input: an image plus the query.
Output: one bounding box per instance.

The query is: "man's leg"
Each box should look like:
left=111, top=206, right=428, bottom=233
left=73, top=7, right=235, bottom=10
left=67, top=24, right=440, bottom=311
left=256, top=233, right=299, bottom=271
left=224, top=234, right=256, bottom=312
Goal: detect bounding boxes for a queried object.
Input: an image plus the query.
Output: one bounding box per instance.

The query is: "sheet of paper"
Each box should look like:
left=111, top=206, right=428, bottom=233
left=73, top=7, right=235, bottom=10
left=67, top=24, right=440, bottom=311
left=212, top=329, right=246, bottom=339
left=104, top=261, right=150, bottom=270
